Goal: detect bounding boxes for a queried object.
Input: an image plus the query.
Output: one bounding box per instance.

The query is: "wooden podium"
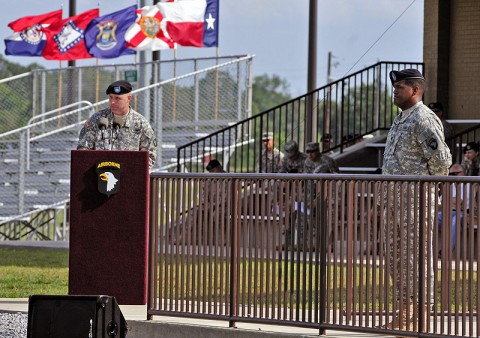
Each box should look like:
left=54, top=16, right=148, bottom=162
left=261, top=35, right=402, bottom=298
left=69, top=150, right=150, bottom=305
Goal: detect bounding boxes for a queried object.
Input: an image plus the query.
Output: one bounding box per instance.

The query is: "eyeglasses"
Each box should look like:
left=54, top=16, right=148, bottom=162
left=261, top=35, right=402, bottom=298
left=449, top=171, right=463, bottom=176
left=305, top=150, right=318, bottom=154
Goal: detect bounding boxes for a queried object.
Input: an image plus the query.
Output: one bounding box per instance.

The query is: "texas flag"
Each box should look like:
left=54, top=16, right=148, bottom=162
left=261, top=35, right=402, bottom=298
left=42, top=8, right=99, bottom=60
left=159, top=0, right=219, bottom=47
left=4, top=10, right=62, bottom=57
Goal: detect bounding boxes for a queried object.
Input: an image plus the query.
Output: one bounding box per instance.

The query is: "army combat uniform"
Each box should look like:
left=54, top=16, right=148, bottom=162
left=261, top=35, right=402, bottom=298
left=255, top=148, right=283, bottom=173
left=382, top=101, right=451, bottom=304
left=77, top=107, right=157, bottom=168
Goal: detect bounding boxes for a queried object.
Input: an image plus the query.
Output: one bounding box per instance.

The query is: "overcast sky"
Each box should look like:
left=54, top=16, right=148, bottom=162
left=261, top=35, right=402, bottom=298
left=1, top=0, right=424, bottom=96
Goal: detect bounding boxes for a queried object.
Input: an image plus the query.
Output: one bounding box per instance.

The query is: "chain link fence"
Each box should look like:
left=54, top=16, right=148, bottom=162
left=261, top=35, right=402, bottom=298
left=0, top=55, right=253, bottom=221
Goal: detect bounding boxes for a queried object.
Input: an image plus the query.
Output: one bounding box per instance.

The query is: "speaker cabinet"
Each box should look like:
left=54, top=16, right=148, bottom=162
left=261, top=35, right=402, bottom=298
left=27, top=295, right=128, bottom=338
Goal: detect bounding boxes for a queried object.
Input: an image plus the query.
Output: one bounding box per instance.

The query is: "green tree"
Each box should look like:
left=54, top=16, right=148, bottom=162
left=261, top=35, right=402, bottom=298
left=252, top=74, right=291, bottom=115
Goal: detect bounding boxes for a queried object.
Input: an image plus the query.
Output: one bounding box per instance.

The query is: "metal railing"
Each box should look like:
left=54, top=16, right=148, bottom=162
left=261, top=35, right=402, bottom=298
left=177, top=61, right=424, bottom=173
left=148, top=172, right=479, bottom=337
left=0, top=55, right=253, bottom=220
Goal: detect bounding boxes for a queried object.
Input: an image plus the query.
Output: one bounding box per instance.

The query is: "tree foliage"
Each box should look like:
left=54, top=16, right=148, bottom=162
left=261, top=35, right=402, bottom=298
left=252, top=74, right=291, bottom=115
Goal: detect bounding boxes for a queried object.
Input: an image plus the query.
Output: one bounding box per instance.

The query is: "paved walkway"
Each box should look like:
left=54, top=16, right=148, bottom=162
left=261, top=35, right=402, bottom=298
left=0, top=298, right=395, bottom=338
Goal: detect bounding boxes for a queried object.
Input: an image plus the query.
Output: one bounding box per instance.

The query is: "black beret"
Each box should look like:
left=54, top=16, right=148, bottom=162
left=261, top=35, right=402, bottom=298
left=106, top=80, right=133, bottom=95
left=428, top=102, right=444, bottom=111
left=206, top=159, right=221, bottom=171
left=321, top=133, right=332, bottom=142
left=464, top=142, right=479, bottom=153
left=389, top=69, right=424, bottom=85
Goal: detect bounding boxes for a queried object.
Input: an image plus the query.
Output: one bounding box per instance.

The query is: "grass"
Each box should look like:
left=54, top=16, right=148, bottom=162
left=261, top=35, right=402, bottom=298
left=0, top=247, right=477, bottom=313
left=0, top=247, right=69, bottom=297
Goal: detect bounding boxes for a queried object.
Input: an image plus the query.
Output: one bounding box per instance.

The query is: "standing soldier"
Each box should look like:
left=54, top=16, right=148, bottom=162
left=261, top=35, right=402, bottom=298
left=382, top=69, right=451, bottom=332
left=256, top=132, right=283, bottom=173
left=461, top=141, right=480, bottom=176
left=77, top=80, right=157, bottom=168
left=303, top=142, right=339, bottom=251
left=278, top=140, right=308, bottom=250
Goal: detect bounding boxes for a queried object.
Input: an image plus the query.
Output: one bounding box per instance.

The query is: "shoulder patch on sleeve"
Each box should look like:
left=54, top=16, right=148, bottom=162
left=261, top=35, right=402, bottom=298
left=428, top=137, right=438, bottom=150
left=84, top=118, right=93, bottom=129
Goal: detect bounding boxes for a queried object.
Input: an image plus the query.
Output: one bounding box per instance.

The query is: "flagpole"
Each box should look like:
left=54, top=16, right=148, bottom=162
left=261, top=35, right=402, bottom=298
left=95, top=58, right=100, bottom=103
left=214, top=47, right=219, bottom=120
left=172, top=48, right=177, bottom=122
left=58, top=61, right=63, bottom=127
left=68, top=0, right=76, bottom=69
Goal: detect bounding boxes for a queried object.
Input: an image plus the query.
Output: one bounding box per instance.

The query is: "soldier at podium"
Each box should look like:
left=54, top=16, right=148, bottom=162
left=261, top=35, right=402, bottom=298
left=77, top=80, right=157, bottom=168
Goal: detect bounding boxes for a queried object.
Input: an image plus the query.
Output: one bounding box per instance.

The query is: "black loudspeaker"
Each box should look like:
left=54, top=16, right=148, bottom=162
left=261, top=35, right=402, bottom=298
left=27, top=295, right=128, bottom=338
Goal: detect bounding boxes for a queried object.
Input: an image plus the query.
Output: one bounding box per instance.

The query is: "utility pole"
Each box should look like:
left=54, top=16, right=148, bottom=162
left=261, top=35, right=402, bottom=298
left=306, top=0, right=318, bottom=143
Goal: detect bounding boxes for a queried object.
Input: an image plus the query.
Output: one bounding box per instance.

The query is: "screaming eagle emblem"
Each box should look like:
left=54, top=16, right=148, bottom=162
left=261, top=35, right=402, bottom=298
left=96, top=160, right=122, bottom=197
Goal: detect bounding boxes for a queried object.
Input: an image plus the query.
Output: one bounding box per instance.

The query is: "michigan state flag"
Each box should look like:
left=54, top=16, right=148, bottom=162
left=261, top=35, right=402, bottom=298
left=85, top=5, right=137, bottom=58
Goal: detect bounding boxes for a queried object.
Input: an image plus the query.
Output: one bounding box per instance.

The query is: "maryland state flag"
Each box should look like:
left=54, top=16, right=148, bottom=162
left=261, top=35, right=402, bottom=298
left=42, top=8, right=99, bottom=60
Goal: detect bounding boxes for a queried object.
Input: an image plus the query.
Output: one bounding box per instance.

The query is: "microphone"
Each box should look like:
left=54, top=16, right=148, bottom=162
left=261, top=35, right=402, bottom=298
left=98, top=117, right=109, bottom=149
left=111, top=115, right=124, bottom=150
left=113, top=115, right=124, bottom=131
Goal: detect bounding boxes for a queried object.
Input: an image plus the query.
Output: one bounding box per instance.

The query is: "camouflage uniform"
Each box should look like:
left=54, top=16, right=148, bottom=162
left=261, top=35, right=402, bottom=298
left=278, top=154, right=307, bottom=173
left=382, top=101, right=451, bottom=303
left=303, top=143, right=340, bottom=251
left=77, top=107, right=157, bottom=168
left=278, top=141, right=308, bottom=250
left=304, top=154, right=339, bottom=174
left=461, top=157, right=480, bottom=176
left=255, top=148, right=283, bottom=173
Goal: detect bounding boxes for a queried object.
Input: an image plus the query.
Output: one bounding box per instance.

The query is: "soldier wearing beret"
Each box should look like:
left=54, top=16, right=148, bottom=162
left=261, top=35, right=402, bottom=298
left=77, top=80, right=157, bottom=168
left=278, top=140, right=307, bottom=173
left=461, top=141, right=480, bottom=176
left=427, top=102, right=454, bottom=140
left=255, top=132, right=284, bottom=173
left=382, top=69, right=452, bottom=331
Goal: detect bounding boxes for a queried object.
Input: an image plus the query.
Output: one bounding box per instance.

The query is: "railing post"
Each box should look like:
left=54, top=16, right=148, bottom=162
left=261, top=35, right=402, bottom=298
left=229, top=177, right=238, bottom=328
left=18, top=131, right=27, bottom=215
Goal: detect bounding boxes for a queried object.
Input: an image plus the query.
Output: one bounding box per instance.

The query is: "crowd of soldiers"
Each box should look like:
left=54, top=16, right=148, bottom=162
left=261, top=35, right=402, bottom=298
left=255, top=133, right=340, bottom=251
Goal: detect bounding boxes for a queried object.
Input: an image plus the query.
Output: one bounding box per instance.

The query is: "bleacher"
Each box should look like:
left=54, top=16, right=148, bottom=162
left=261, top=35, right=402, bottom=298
left=0, top=56, right=253, bottom=222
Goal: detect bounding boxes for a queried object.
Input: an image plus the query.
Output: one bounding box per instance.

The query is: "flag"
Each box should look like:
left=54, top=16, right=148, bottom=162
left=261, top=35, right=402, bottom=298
left=42, top=8, right=99, bottom=60
left=160, top=0, right=219, bottom=48
left=124, top=6, right=175, bottom=51
left=85, top=5, right=137, bottom=59
left=4, top=10, right=62, bottom=56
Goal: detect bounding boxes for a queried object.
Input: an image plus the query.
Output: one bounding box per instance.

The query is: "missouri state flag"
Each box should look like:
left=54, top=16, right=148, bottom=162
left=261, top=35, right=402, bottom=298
left=159, top=0, right=219, bottom=48
left=4, top=10, right=62, bottom=56
left=84, top=5, right=137, bottom=59
left=42, top=8, right=99, bottom=60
